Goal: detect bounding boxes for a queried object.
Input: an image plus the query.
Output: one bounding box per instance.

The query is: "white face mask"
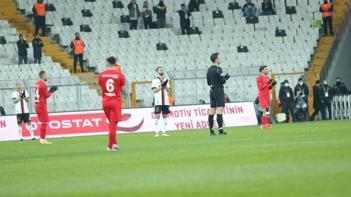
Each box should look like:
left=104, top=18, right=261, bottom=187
left=285, top=83, right=289, bottom=87
left=299, top=81, right=303, bottom=85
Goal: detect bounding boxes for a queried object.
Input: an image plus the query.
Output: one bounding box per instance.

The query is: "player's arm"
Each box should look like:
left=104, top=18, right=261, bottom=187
left=24, top=90, right=30, bottom=102
left=151, top=80, right=161, bottom=93
left=218, top=67, right=230, bottom=84
left=12, top=92, right=19, bottom=104
left=257, top=76, right=268, bottom=91
left=119, top=73, right=126, bottom=94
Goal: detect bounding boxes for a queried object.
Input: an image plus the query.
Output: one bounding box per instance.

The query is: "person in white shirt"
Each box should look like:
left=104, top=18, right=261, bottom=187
left=151, top=66, right=170, bottom=137
left=12, top=81, right=35, bottom=141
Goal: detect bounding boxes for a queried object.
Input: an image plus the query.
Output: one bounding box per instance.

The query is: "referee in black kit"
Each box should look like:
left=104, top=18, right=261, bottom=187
left=207, top=52, right=230, bottom=136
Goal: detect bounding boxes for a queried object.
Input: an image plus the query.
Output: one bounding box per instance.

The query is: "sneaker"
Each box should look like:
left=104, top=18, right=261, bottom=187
left=155, top=133, right=160, bottom=137
left=265, top=124, right=272, bottom=129
left=161, top=133, right=169, bottom=137
left=31, top=138, right=36, bottom=141
left=219, top=131, right=228, bottom=136
left=260, top=125, right=266, bottom=129
left=106, top=147, right=117, bottom=152
left=40, top=140, right=52, bottom=144
left=210, top=131, right=216, bottom=136
left=20, top=138, right=24, bottom=141
left=112, top=144, right=120, bottom=150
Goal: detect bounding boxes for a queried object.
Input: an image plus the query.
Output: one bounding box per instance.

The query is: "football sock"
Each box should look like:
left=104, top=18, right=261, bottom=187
left=217, top=114, right=223, bottom=131
left=162, top=118, right=167, bottom=134
left=40, top=124, right=47, bottom=140
left=208, top=115, right=214, bottom=131
left=18, top=126, right=23, bottom=139
left=27, top=123, right=34, bottom=138
left=109, top=122, right=117, bottom=148
left=155, top=119, right=160, bottom=134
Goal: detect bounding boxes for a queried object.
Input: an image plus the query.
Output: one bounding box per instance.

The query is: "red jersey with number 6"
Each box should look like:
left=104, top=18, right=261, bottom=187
left=98, top=69, right=125, bottom=102
left=34, top=80, right=52, bottom=106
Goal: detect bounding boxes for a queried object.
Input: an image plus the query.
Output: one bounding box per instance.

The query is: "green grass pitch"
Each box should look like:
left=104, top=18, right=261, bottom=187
left=0, top=120, right=351, bottom=196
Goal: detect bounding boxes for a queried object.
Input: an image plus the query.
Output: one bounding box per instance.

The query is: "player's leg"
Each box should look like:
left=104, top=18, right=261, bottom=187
left=209, top=90, right=216, bottom=136
left=161, top=106, right=170, bottom=136
left=17, top=114, right=23, bottom=141
left=36, top=106, right=51, bottom=144
left=260, top=100, right=271, bottom=129
left=24, top=113, right=35, bottom=140
left=154, top=106, right=161, bottom=137
left=216, top=90, right=227, bottom=135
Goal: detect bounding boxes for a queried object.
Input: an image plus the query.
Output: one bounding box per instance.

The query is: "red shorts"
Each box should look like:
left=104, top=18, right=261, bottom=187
left=35, top=104, right=49, bottom=123
left=102, top=99, right=122, bottom=123
left=258, top=97, right=270, bottom=109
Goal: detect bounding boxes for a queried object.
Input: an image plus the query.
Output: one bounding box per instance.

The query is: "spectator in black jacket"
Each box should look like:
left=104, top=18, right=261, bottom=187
left=177, top=4, right=191, bottom=35
left=32, top=33, right=44, bottom=64
left=333, top=77, right=349, bottom=95
left=261, top=0, right=274, bottom=15
left=188, top=0, right=200, bottom=12
left=310, top=80, right=327, bottom=121
left=0, top=106, right=5, bottom=116
left=279, top=80, right=295, bottom=122
left=142, top=1, right=152, bottom=29
left=128, top=0, right=141, bottom=30
left=154, top=0, right=167, bottom=28
left=17, top=34, right=29, bottom=65
left=294, top=77, right=309, bottom=121
left=321, top=80, right=333, bottom=119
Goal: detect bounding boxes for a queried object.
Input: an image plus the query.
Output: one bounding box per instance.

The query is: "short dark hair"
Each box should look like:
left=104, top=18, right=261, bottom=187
left=39, top=71, right=46, bottom=78
left=315, top=80, right=321, bottom=84
left=259, top=65, right=267, bottom=72
left=181, top=3, right=185, bottom=7
left=106, top=56, right=116, bottom=65
left=210, top=52, right=219, bottom=63
left=155, top=66, right=163, bottom=72
left=298, top=77, right=303, bottom=81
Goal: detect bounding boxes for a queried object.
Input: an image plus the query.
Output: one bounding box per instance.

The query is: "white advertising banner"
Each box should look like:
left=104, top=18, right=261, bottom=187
left=0, top=102, right=258, bottom=142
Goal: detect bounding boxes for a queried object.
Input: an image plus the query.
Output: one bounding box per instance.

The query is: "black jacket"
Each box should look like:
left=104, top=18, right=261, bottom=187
left=17, top=39, right=29, bottom=56
left=153, top=5, right=167, bottom=19
left=207, top=65, right=227, bottom=89
left=312, top=85, right=325, bottom=109
left=0, top=106, right=6, bottom=116
left=321, top=85, right=333, bottom=103
left=333, top=82, right=349, bottom=95
left=32, top=38, right=43, bottom=58
left=177, top=10, right=191, bottom=23
left=294, top=83, right=309, bottom=102
left=279, top=86, right=294, bottom=103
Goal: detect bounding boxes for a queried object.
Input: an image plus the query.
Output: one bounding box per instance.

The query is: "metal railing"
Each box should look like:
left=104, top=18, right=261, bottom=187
left=332, top=95, right=351, bottom=120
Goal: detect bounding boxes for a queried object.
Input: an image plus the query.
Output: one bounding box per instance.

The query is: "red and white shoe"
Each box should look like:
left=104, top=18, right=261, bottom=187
left=107, top=144, right=119, bottom=152
left=265, top=124, right=272, bottom=129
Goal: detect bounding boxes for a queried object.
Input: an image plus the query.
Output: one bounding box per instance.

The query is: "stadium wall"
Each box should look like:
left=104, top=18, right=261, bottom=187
left=0, top=102, right=258, bottom=142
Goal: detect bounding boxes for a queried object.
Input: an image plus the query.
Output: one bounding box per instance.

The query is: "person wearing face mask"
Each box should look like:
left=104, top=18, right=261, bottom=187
left=153, top=0, right=167, bottom=28
left=321, top=80, right=333, bottom=120
left=320, top=0, right=333, bottom=36
left=294, top=78, right=309, bottom=121
left=310, top=80, right=327, bottom=121
left=142, top=1, right=152, bottom=29
left=278, top=80, right=295, bottom=123
left=128, top=0, right=141, bottom=30
left=17, top=34, right=29, bottom=65
left=70, top=33, right=86, bottom=73
left=333, top=77, right=349, bottom=96
left=177, top=4, right=191, bottom=35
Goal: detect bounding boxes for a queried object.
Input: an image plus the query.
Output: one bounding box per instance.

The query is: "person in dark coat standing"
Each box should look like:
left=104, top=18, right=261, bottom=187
left=142, top=1, right=152, bottom=29
left=17, top=34, right=29, bottom=65
left=279, top=80, right=295, bottom=122
left=321, top=80, right=333, bottom=119
left=128, top=0, right=141, bottom=30
left=294, top=78, right=309, bottom=121
left=32, top=33, right=44, bottom=64
left=333, top=77, right=350, bottom=95
left=177, top=4, right=191, bottom=35
left=0, top=105, right=6, bottom=116
left=310, top=80, right=327, bottom=121
left=154, top=0, right=167, bottom=28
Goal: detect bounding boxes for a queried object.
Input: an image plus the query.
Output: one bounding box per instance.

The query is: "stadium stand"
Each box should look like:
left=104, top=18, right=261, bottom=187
left=1, top=0, right=349, bottom=111
left=0, top=20, right=101, bottom=114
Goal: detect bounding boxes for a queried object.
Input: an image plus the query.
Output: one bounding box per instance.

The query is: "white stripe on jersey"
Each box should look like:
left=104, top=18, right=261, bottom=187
left=151, top=78, right=169, bottom=106
left=12, top=90, right=29, bottom=114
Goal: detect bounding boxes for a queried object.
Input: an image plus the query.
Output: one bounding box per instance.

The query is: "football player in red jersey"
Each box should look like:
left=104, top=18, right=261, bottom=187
left=98, top=57, right=126, bottom=151
left=34, top=71, right=57, bottom=144
left=256, top=66, right=276, bottom=129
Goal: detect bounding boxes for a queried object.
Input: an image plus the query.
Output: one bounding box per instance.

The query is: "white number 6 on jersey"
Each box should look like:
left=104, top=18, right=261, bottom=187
left=106, top=79, right=114, bottom=92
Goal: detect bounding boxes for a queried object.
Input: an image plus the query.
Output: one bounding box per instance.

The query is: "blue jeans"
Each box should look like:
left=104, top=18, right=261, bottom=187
left=18, top=55, right=28, bottom=65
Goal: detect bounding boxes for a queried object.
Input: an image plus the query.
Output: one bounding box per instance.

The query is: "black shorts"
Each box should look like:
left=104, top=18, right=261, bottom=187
left=17, top=113, right=31, bottom=124
left=154, top=105, right=170, bottom=115
left=210, top=88, right=225, bottom=108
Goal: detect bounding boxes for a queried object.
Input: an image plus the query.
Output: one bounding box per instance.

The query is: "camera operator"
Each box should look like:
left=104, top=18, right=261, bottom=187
left=207, top=52, right=230, bottom=136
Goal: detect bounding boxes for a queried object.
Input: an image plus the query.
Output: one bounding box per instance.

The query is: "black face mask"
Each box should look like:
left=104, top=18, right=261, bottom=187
left=336, top=81, right=341, bottom=85
left=75, top=36, right=80, bottom=40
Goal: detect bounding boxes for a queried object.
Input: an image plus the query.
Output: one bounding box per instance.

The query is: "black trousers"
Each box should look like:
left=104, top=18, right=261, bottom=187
left=180, top=19, right=190, bottom=35
left=34, top=56, right=42, bottom=64
left=35, top=16, right=46, bottom=35
left=129, top=20, right=138, bottom=30
left=322, top=16, right=333, bottom=35
left=143, top=19, right=151, bottom=29
left=73, top=54, right=84, bottom=72
left=282, top=102, right=295, bottom=122
left=325, top=102, right=332, bottom=119
left=310, top=103, right=327, bottom=121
